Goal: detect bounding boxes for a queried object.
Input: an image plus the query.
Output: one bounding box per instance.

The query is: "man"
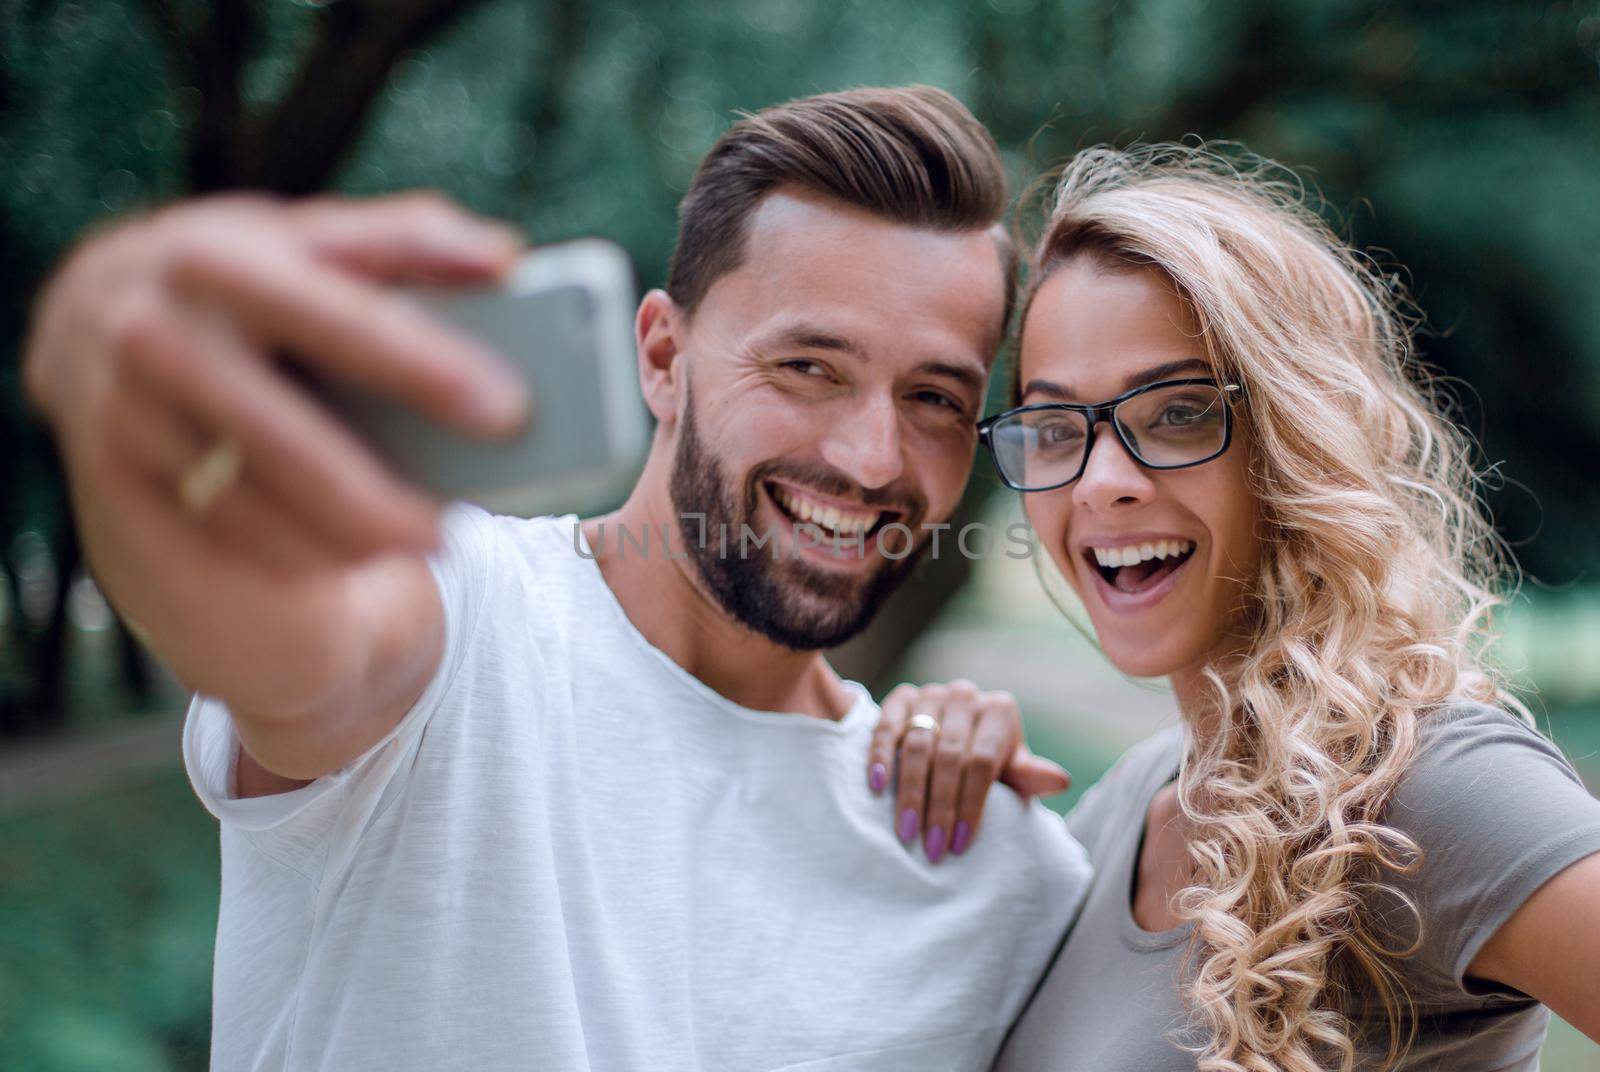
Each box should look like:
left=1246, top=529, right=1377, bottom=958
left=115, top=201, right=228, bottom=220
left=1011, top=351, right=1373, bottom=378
left=24, top=86, right=1090, bottom=1070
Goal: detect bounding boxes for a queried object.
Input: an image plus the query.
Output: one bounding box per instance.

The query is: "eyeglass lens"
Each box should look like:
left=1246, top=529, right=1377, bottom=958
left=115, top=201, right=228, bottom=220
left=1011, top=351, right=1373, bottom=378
left=990, top=383, right=1228, bottom=489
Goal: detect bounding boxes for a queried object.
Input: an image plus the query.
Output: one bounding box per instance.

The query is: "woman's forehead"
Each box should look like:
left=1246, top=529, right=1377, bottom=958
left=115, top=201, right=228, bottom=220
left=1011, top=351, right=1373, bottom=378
left=1019, top=261, right=1206, bottom=396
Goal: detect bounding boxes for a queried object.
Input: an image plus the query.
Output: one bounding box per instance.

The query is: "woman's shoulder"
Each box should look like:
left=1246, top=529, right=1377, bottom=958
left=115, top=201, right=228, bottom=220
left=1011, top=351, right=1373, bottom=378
left=1385, top=698, right=1599, bottom=852
left=1120, top=721, right=1186, bottom=776
left=1397, top=699, right=1588, bottom=809
left=1063, top=723, right=1185, bottom=853
left=1414, top=698, right=1548, bottom=746
left=1375, top=699, right=1600, bottom=1000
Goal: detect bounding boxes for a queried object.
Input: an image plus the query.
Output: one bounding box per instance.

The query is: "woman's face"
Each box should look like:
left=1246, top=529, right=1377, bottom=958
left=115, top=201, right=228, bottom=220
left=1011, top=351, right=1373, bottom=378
left=1018, top=258, right=1262, bottom=683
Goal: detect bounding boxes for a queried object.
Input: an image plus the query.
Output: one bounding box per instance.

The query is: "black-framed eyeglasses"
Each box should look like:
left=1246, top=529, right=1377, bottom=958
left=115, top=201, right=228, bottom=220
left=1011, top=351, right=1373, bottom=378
left=976, top=377, right=1242, bottom=493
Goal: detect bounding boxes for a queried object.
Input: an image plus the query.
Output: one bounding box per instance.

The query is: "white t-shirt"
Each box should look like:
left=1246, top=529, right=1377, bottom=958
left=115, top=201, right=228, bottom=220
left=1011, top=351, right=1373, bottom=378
left=184, top=504, right=1092, bottom=1072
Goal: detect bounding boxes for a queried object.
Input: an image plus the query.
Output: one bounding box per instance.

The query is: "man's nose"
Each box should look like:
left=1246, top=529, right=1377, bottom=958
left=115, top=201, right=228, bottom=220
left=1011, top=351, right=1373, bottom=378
left=1071, top=422, right=1155, bottom=511
left=820, top=393, right=904, bottom=491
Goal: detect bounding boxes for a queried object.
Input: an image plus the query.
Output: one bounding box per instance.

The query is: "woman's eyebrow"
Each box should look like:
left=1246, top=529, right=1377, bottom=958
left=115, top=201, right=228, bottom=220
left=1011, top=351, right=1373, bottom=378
left=1020, top=357, right=1212, bottom=402
left=1121, top=357, right=1211, bottom=391
left=1019, top=377, right=1074, bottom=402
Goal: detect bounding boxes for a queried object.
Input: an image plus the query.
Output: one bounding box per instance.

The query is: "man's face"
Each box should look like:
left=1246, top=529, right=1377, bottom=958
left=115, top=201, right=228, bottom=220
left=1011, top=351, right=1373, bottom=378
left=660, top=188, right=1007, bottom=650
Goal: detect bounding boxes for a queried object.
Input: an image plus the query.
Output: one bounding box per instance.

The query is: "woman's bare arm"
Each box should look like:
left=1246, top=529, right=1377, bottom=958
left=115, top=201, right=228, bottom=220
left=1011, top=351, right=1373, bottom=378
left=1466, top=850, right=1600, bottom=1041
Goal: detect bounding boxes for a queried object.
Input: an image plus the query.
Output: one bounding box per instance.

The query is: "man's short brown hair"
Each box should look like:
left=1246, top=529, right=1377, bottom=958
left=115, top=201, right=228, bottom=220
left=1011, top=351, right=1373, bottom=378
left=666, top=85, right=1014, bottom=319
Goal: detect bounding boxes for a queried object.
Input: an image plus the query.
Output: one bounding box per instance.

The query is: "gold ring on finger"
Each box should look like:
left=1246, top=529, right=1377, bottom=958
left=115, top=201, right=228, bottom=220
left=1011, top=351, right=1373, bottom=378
left=906, top=712, right=940, bottom=736
left=178, top=436, right=242, bottom=518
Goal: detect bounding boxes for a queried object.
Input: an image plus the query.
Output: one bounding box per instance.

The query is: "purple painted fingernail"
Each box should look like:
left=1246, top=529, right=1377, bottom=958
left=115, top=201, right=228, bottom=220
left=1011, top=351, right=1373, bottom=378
left=925, top=825, right=947, bottom=863
left=951, top=821, right=972, bottom=856
left=897, top=808, right=918, bottom=843
left=869, top=763, right=888, bottom=794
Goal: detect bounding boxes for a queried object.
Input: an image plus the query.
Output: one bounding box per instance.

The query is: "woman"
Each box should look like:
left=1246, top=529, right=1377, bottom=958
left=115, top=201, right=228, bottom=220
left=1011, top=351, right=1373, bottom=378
left=871, top=145, right=1600, bottom=1070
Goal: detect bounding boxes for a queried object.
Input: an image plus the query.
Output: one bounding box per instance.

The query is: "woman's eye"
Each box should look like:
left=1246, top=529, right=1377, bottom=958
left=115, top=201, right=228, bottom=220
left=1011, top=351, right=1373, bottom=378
left=1157, top=403, right=1216, bottom=426
left=1041, top=422, right=1083, bottom=445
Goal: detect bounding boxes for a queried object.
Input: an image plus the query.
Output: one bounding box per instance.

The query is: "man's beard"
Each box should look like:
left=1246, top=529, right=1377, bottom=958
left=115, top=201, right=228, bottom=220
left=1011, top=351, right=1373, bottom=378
left=668, top=394, right=929, bottom=651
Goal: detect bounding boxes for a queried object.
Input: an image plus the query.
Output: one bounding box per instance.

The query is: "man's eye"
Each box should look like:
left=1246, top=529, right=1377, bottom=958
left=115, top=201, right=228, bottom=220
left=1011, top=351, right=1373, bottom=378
left=782, top=360, right=828, bottom=377
left=912, top=390, right=960, bottom=412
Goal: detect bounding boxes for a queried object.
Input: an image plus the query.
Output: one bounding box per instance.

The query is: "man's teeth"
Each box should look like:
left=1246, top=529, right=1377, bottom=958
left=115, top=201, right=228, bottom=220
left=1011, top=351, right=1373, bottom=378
left=1091, top=539, right=1195, bottom=568
left=772, top=486, right=878, bottom=537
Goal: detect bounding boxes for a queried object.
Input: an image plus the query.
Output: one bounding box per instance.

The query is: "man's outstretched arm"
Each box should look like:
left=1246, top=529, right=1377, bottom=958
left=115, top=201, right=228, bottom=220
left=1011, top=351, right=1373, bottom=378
left=24, top=193, right=527, bottom=787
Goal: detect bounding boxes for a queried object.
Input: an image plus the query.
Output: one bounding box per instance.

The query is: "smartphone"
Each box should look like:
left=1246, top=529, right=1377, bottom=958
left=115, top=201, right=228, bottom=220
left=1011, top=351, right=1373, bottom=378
left=308, top=239, right=650, bottom=514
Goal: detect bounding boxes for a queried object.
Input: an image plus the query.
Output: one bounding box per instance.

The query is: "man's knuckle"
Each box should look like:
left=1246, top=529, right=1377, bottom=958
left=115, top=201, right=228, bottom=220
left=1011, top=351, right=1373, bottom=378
left=104, top=291, right=166, bottom=357
left=164, top=227, right=232, bottom=286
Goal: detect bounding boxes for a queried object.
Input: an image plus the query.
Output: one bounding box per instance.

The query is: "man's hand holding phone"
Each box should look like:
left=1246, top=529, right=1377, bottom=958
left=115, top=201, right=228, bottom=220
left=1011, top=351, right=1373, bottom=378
left=27, top=192, right=531, bottom=563
left=22, top=192, right=535, bottom=781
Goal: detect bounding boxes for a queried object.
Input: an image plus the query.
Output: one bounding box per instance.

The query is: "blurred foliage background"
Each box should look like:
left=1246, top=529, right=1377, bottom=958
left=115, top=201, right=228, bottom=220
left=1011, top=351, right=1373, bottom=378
left=2, top=0, right=1598, bottom=1067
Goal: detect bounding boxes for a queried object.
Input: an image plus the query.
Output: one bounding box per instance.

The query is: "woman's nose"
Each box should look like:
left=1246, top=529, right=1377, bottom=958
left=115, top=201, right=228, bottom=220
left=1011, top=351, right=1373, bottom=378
left=1071, top=422, right=1155, bottom=511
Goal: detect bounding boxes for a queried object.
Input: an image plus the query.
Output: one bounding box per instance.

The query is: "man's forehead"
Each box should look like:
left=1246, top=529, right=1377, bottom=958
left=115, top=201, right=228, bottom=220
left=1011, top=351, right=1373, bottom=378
left=741, top=186, right=952, bottom=258
left=716, top=188, right=1008, bottom=359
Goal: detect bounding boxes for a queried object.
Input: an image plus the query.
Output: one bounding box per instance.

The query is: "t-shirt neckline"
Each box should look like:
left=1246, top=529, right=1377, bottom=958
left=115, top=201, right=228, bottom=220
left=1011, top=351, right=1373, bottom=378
left=1120, top=733, right=1194, bottom=952
left=565, top=515, right=874, bottom=735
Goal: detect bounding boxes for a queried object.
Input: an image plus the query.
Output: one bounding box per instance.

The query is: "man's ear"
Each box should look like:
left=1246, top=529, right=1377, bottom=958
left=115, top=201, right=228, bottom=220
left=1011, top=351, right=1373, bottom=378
left=636, top=289, right=685, bottom=426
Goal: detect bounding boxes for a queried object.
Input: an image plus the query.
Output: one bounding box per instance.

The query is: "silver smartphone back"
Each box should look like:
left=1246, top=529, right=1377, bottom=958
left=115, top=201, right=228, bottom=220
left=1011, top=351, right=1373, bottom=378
left=309, top=239, right=650, bottom=515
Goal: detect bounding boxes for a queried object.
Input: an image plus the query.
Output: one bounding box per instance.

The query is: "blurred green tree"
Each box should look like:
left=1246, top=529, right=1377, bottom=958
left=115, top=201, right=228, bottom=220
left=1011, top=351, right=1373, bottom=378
left=2, top=0, right=1598, bottom=728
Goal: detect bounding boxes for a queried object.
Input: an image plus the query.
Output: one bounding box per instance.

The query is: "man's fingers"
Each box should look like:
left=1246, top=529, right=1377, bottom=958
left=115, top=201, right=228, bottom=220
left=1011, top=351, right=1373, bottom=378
left=121, top=305, right=444, bottom=559
left=106, top=365, right=402, bottom=574
left=291, top=193, right=525, bottom=285
left=168, top=231, right=528, bottom=438
left=202, top=480, right=351, bottom=577
left=102, top=368, right=206, bottom=480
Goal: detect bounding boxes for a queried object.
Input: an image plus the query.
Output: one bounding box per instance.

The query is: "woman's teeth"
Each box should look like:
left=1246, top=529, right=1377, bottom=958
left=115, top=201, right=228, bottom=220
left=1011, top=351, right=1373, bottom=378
left=771, top=486, right=879, bottom=538
left=1091, top=539, right=1194, bottom=568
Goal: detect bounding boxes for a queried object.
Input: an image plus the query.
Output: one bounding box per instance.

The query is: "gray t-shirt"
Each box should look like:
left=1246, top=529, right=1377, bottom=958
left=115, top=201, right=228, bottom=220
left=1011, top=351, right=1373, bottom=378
left=996, top=703, right=1600, bottom=1071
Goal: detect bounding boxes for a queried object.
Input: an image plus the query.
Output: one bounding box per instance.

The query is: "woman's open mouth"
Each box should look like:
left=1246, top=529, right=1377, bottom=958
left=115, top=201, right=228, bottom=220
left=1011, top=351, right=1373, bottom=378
left=1084, top=539, right=1196, bottom=602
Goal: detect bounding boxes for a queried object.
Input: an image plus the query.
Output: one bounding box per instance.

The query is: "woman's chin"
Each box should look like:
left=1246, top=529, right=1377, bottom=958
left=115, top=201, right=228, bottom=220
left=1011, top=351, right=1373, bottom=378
left=1092, top=626, right=1195, bottom=681
left=1100, top=648, right=1182, bottom=681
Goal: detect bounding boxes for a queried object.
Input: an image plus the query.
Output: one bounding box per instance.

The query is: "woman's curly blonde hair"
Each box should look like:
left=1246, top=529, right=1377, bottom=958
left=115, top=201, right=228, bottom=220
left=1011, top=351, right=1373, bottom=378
left=1024, top=143, right=1525, bottom=1071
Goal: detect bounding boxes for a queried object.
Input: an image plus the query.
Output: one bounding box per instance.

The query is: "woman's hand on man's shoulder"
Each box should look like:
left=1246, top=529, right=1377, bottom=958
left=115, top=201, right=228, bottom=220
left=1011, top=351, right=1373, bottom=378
left=866, top=679, right=1070, bottom=863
